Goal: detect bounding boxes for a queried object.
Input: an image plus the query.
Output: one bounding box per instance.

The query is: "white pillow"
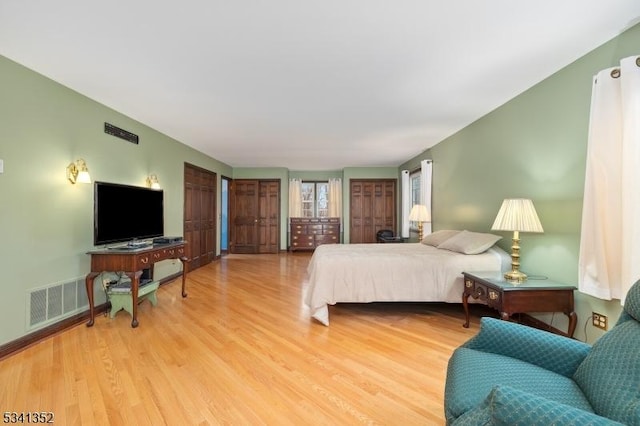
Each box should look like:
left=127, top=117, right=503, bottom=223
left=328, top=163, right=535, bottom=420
left=421, top=230, right=461, bottom=247
left=437, top=230, right=502, bottom=255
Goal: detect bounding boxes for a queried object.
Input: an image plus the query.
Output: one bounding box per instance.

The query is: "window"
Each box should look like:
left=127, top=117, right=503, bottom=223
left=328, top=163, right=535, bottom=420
left=301, top=182, right=329, bottom=217
left=409, top=170, right=422, bottom=229
left=410, top=171, right=421, bottom=209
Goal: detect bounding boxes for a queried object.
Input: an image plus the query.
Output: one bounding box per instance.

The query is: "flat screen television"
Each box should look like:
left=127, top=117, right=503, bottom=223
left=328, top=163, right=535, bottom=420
left=94, top=181, right=164, bottom=246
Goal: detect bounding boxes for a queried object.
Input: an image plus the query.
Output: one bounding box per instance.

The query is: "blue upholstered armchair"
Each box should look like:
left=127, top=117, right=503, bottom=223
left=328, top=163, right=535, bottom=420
left=444, top=280, right=640, bottom=426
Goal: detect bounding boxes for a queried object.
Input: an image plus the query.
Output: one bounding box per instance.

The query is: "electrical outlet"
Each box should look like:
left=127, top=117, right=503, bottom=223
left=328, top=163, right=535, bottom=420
left=592, top=312, right=608, bottom=330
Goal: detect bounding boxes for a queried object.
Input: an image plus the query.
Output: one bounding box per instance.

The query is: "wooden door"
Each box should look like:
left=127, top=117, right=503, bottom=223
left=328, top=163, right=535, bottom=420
left=200, top=172, right=216, bottom=264
left=350, top=181, right=373, bottom=243
left=184, top=168, right=200, bottom=268
left=258, top=180, right=280, bottom=253
left=230, top=180, right=260, bottom=253
left=184, top=164, right=217, bottom=271
left=350, top=179, right=396, bottom=243
left=230, top=179, right=280, bottom=254
left=375, top=180, right=396, bottom=233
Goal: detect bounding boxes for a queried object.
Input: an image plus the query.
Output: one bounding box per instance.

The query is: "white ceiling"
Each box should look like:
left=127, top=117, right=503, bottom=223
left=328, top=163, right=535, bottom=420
left=2, top=1, right=639, bottom=170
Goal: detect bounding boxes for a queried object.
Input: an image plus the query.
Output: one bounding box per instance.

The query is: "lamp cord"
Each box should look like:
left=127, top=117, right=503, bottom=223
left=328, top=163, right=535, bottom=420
left=582, top=315, right=594, bottom=343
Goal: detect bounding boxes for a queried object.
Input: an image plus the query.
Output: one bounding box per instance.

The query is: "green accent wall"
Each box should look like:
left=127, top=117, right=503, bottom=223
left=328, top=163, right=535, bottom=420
left=289, top=170, right=343, bottom=180
left=400, top=23, right=640, bottom=343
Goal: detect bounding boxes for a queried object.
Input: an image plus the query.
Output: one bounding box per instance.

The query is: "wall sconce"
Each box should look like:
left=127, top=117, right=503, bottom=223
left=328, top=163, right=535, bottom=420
left=66, top=159, right=91, bottom=184
left=146, top=174, right=161, bottom=189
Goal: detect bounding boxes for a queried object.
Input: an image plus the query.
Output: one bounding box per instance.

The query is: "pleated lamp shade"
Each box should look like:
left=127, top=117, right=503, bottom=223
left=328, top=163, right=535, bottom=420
left=491, top=199, right=543, bottom=233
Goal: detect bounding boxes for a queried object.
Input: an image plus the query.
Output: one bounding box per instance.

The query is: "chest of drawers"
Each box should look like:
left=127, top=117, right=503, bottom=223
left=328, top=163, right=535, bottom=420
left=290, top=218, right=340, bottom=251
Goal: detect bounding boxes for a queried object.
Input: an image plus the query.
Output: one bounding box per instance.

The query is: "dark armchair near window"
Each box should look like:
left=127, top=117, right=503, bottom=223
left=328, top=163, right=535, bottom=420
left=376, top=229, right=395, bottom=242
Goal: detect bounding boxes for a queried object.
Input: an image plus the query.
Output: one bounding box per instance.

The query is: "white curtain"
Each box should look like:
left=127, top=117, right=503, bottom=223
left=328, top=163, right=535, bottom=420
left=420, top=159, right=433, bottom=235
left=328, top=178, right=342, bottom=218
left=400, top=170, right=411, bottom=238
left=288, top=178, right=303, bottom=218
left=579, top=55, right=640, bottom=303
left=401, top=170, right=411, bottom=238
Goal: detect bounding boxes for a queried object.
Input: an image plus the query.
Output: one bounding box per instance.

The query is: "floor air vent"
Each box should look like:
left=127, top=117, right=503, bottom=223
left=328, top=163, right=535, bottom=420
left=28, top=278, right=88, bottom=330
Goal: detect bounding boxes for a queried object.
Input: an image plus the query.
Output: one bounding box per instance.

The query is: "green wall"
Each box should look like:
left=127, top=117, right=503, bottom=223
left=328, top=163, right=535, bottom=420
left=400, top=23, right=640, bottom=343
left=289, top=170, right=343, bottom=180
left=0, top=55, right=232, bottom=345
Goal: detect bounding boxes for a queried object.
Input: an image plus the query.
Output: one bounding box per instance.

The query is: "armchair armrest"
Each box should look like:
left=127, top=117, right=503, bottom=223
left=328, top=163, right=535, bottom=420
left=463, top=317, right=590, bottom=377
left=487, top=385, right=624, bottom=426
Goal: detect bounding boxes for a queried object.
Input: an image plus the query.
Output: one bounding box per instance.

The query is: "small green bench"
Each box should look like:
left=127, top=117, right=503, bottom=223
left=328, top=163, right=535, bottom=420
left=107, top=281, right=159, bottom=319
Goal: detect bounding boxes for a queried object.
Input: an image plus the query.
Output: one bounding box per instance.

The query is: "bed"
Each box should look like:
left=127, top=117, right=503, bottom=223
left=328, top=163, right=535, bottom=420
left=303, top=230, right=511, bottom=325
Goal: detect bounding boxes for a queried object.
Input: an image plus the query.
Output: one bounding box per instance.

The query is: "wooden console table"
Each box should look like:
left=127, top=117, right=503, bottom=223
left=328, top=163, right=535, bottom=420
left=462, top=271, right=577, bottom=338
left=85, top=242, right=188, bottom=328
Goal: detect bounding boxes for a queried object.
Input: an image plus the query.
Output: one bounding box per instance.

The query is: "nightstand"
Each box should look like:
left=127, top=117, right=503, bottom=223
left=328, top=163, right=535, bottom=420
left=462, top=271, right=577, bottom=337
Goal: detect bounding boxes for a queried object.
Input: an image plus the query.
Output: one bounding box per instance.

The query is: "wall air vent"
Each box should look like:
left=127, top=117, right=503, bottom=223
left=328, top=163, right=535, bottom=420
left=27, top=277, right=89, bottom=330
left=104, top=122, right=139, bottom=144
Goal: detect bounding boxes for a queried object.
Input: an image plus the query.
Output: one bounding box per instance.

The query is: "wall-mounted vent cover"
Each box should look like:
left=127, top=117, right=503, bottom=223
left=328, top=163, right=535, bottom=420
left=27, top=277, right=88, bottom=330
left=105, top=122, right=139, bottom=144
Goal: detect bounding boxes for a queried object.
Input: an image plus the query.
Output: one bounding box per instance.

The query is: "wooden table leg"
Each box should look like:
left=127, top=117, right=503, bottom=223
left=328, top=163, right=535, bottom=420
left=462, top=291, right=471, bottom=328
left=566, top=310, right=577, bottom=338
left=85, top=272, right=100, bottom=327
left=125, top=271, right=143, bottom=328
left=180, top=256, right=189, bottom=298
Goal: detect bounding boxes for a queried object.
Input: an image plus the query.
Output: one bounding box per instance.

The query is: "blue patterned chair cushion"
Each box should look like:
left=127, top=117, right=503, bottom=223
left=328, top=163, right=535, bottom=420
left=462, top=317, right=591, bottom=377
left=573, top=319, right=640, bottom=425
left=624, top=280, right=640, bottom=321
left=488, top=386, right=625, bottom=426
left=445, top=347, right=593, bottom=423
left=450, top=385, right=625, bottom=426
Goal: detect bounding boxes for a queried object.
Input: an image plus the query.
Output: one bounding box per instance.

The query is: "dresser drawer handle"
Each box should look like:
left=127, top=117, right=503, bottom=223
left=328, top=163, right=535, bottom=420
left=489, top=290, right=499, bottom=300
left=465, top=279, right=473, bottom=288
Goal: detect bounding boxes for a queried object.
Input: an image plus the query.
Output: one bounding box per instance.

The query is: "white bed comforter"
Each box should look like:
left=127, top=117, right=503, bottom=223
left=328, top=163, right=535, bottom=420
left=304, top=243, right=509, bottom=325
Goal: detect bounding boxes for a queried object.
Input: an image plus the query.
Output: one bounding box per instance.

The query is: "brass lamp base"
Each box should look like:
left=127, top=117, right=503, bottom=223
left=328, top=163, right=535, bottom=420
left=504, top=270, right=527, bottom=283
left=417, top=222, right=424, bottom=241
left=505, top=230, right=527, bottom=283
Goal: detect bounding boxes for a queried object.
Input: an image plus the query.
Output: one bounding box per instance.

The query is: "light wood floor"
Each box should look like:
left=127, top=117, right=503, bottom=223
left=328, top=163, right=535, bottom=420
left=0, top=252, right=489, bottom=425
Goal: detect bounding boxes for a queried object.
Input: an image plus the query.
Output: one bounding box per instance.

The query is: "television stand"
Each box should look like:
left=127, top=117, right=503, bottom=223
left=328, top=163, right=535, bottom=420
left=85, top=241, right=189, bottom=328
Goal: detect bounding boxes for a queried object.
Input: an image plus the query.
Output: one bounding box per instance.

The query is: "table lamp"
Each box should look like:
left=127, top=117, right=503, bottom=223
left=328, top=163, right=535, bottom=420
left=409, top=204, right=431, bottom=241
left=491, top=198, right=543, bottom=282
